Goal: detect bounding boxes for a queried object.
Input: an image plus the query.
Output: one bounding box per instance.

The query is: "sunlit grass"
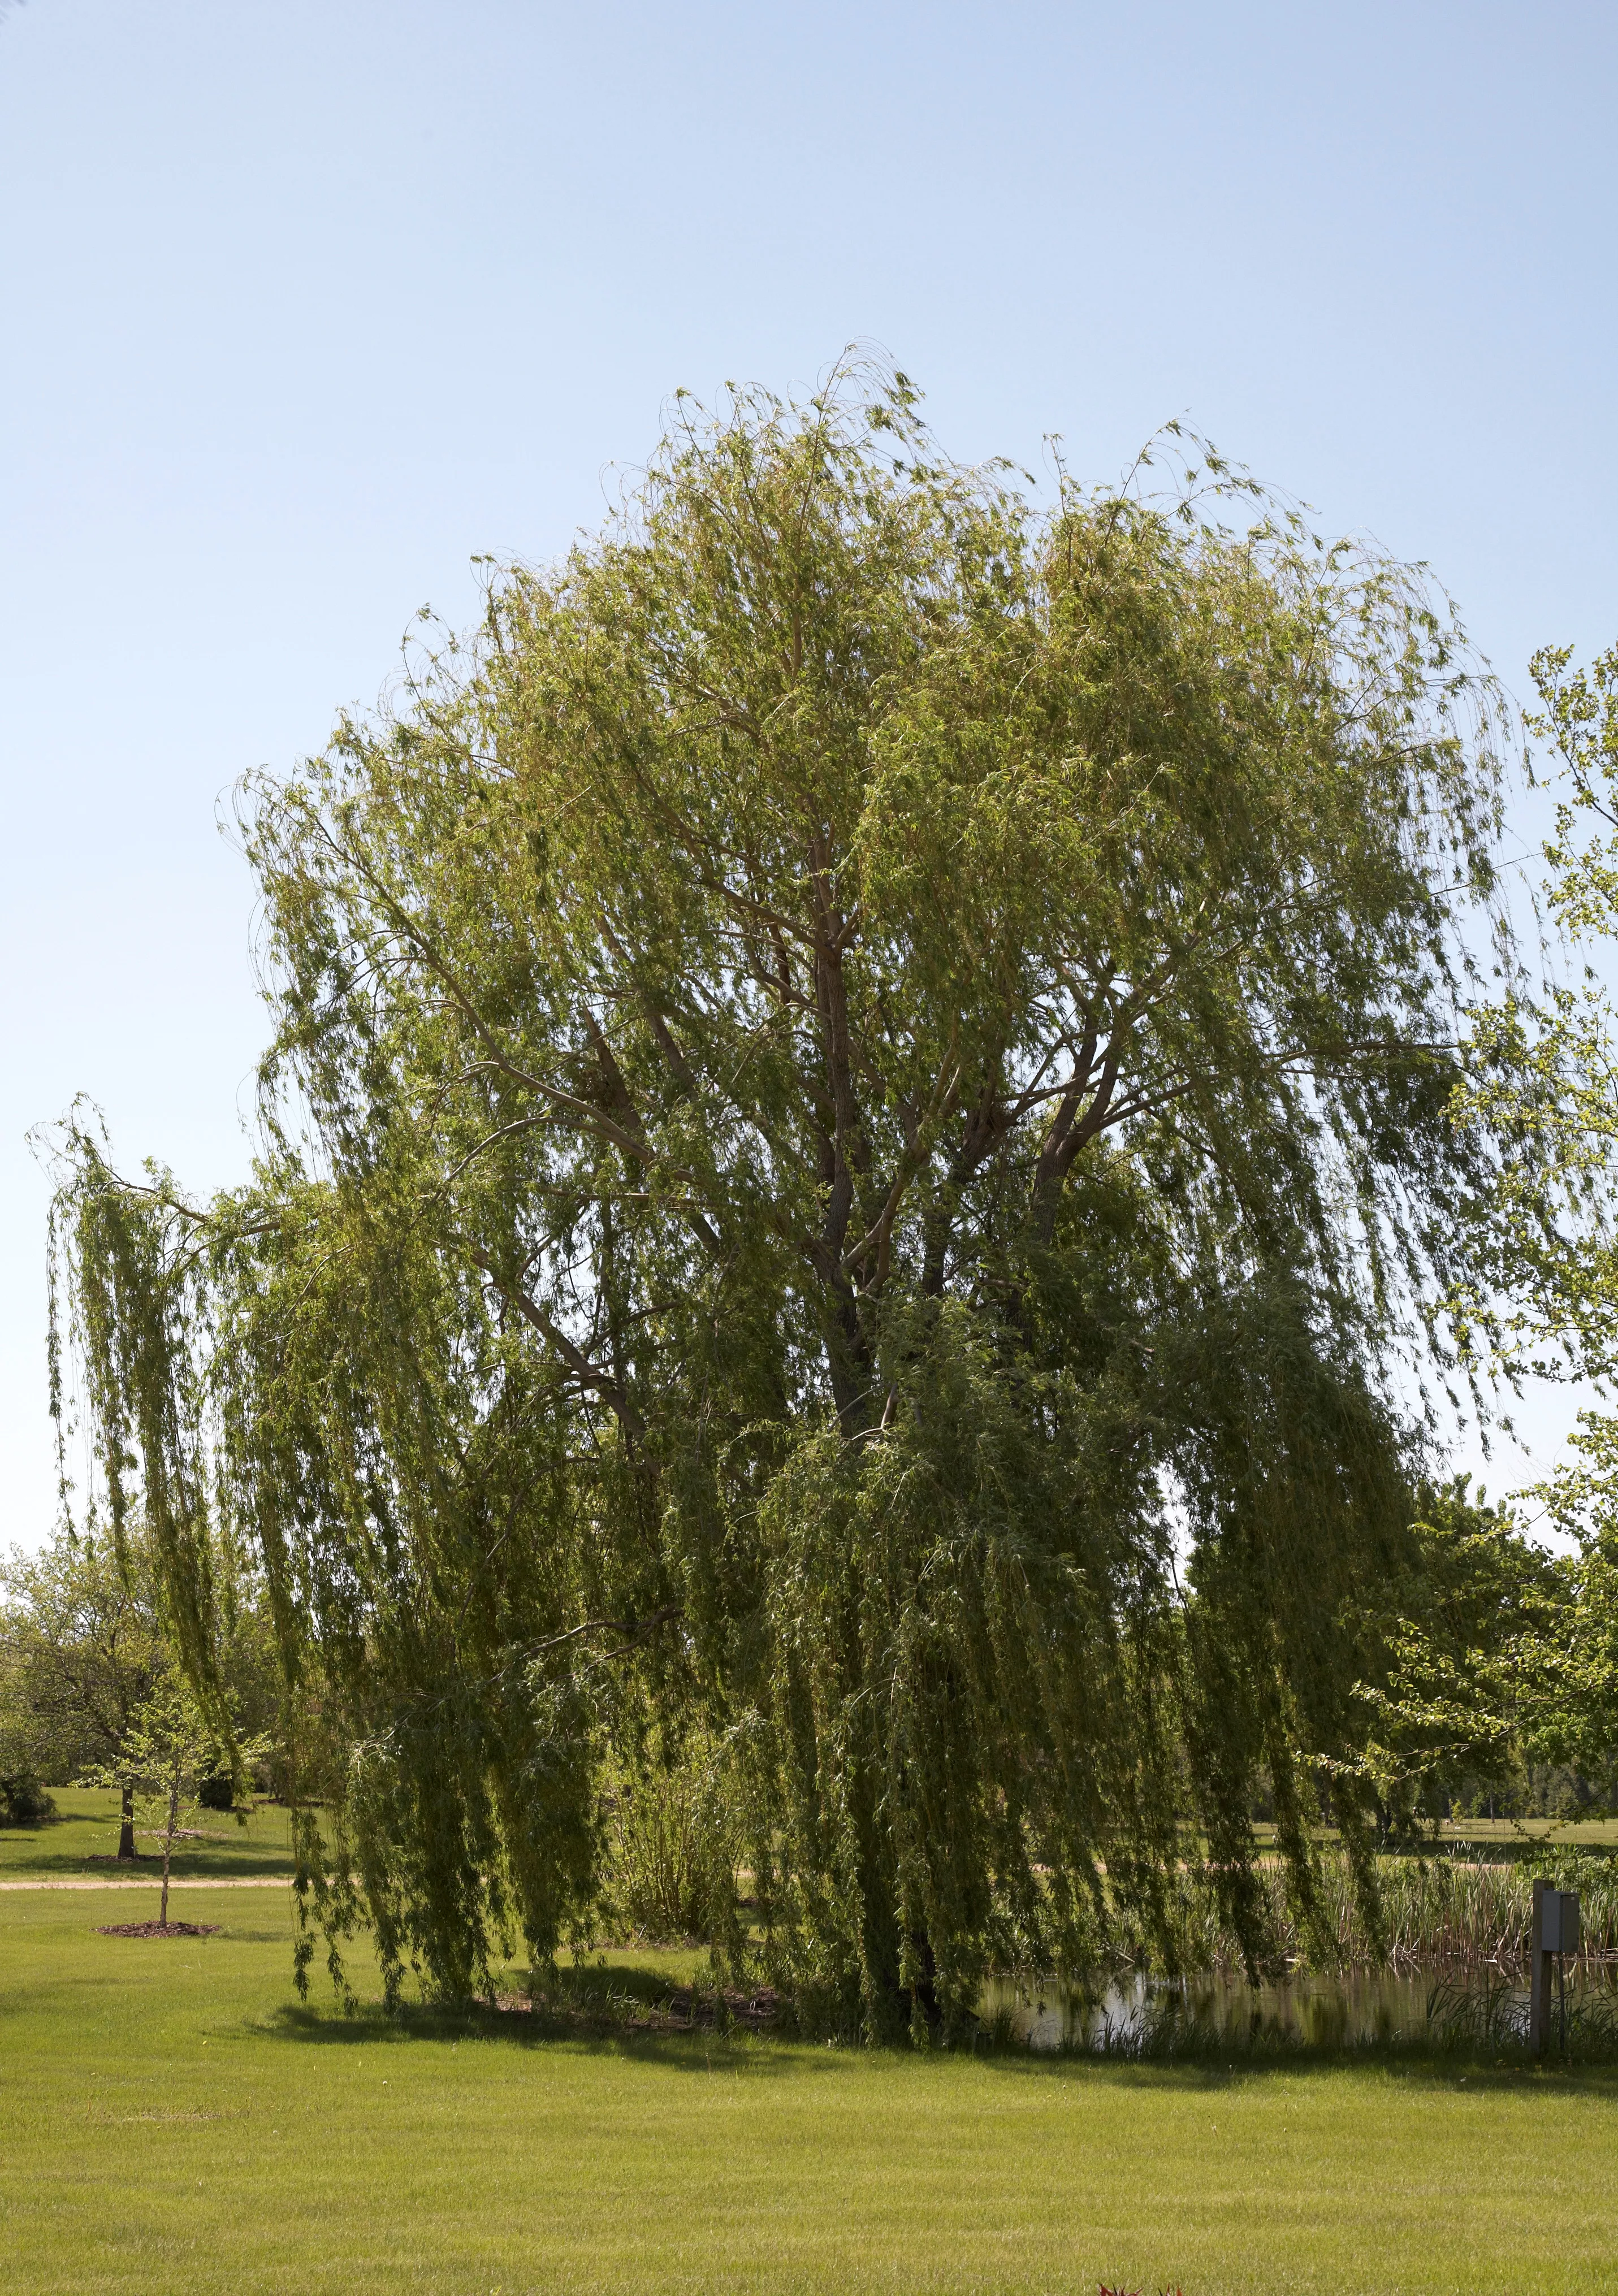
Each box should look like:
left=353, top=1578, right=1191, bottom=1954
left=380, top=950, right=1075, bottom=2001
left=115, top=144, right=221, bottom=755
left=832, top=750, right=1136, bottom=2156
left=0, top=1783, right=299, bottom=1880
left=3, top=1889, right=1618, bottom=2294
left=1248, top=1816, right=1618, bottom=1849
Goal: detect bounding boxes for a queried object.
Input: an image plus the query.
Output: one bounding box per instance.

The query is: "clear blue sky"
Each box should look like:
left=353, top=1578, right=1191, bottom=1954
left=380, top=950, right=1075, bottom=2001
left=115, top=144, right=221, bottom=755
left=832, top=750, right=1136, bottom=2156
left=3, top=0, right=1615, bottom=1544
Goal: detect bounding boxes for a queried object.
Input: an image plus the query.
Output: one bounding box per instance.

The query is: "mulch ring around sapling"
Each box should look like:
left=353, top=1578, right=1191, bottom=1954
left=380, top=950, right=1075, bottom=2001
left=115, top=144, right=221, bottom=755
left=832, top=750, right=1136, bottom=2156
left=94, top=1921, right=220, bottom=1939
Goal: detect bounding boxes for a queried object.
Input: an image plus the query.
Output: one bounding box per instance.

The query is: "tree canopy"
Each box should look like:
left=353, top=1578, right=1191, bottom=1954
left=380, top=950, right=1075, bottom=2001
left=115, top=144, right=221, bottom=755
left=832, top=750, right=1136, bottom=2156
left=1356, top=1477, right=1572, bottom=1833
left=50, top=366, right=1513, bottom=2028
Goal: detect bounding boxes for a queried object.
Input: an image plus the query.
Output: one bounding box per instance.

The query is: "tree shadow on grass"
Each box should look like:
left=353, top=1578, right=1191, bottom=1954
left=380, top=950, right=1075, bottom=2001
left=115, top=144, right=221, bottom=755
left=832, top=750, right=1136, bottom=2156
left=0, top=1807, right=116, bottom=1875
left=252, top=1995, right=1618, bottom=2096
left=253, top=1957, right=813, bottom=2074
left=247, top=1955, right=1618, bottom=2094
left=257, top=1998, right=814, bottom=2076
left=973, top=2033, right=1618, bottom=2098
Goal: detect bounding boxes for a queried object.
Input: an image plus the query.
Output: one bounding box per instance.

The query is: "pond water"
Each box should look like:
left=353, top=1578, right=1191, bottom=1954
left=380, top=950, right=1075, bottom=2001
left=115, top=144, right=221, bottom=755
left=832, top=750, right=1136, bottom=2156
left=979, top=1963, right=1618, bottom=2052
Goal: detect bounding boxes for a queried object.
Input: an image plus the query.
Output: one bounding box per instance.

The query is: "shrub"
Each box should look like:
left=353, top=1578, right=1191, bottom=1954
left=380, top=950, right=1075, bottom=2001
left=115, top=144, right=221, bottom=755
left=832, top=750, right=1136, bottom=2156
left=598, top=1735, right=740, bottom=1946
left=0, top=1772, right=56, bottom=1826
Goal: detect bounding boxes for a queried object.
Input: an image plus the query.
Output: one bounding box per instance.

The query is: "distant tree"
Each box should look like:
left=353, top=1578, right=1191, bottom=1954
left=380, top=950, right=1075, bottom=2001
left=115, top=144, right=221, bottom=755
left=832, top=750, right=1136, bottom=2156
left=50, top=365, right=1515, bottom=2025
left=0, top=1530, right=166, bottom=1857
left=1357, top=1479, right=1567, bottom=1834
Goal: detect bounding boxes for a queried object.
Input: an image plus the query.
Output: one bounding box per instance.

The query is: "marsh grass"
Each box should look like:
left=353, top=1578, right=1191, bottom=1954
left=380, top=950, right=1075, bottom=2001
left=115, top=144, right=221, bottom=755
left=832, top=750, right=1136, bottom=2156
left=594, top=1742, right=741, bottom=1948
left=1423, top=1969, right=1618, bottom=2062
left=1166, top=1846, right=1618, bottom=1973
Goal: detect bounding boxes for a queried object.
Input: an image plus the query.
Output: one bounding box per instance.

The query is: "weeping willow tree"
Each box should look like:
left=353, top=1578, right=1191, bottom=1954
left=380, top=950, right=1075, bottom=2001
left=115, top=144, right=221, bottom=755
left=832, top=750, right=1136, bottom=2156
left=49, top=364, right=1511, bottom=2030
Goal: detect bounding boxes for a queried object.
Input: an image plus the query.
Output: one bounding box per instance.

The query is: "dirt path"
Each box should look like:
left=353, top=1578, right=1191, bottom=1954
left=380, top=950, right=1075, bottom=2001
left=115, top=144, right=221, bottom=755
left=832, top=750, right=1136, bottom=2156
left=0, top=1874, right=295, bottom=1891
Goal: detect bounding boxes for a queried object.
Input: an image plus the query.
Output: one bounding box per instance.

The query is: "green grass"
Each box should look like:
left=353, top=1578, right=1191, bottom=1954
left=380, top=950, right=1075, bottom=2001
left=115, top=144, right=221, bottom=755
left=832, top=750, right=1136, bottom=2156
left=1248, top=1816, right=1618, bottom=1851
left=15, top=1792, right=1612, bottom=1886
left=3, top=1890, right=1618, bottom=2293
left=1433, top=1815, right=1618, bottom=1849
left=0, top=1785, right=298, bottom=1879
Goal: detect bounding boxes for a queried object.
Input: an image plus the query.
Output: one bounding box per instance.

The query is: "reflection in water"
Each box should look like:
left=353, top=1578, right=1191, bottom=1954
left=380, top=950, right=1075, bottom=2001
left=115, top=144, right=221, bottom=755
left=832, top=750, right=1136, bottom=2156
left=978, top=1965, right=1618, bottom=2052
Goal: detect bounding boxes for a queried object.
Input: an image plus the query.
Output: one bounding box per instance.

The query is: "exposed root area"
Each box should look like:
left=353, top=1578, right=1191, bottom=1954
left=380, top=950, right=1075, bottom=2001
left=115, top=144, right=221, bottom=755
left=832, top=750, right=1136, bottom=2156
left=491, top=1983, right=781, bottom=2033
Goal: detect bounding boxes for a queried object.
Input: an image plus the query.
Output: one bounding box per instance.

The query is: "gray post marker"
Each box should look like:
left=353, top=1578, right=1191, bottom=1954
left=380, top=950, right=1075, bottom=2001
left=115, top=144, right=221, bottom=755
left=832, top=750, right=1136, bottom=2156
left=1529, top=1877, right=1552, bottom=2055
left=1547, top=1888, right=1580, bottom=2054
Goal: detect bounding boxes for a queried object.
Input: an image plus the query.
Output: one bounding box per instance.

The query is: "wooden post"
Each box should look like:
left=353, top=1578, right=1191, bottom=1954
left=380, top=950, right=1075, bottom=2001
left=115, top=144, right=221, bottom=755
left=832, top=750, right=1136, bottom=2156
left=1529, top=1877, right=1552, bottom=2055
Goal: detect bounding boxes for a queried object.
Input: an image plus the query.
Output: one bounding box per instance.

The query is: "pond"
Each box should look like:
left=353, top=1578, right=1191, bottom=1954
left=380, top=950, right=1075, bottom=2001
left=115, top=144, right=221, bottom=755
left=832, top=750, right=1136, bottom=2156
left=979, top=1962, right=1618, bottom=2052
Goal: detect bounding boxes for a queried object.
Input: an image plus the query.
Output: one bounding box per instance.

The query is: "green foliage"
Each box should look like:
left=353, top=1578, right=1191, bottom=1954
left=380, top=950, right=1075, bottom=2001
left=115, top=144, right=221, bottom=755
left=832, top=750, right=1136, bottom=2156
left=47, top=363, right=1513, bottom=2026
left=99, top=1668, right=228, bottom=1807
left=1354, top=1478, right=1568, bottom=1831
left=0, top=1773, right=55, bottom=1825
left=1166, top=1843, right=1618, bottom=1974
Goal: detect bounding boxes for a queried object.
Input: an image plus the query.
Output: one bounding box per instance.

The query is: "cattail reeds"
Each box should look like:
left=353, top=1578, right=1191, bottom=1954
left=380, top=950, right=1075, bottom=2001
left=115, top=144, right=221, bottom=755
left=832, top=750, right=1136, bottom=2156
left=1161, top=1847, right=1618, bottom=1975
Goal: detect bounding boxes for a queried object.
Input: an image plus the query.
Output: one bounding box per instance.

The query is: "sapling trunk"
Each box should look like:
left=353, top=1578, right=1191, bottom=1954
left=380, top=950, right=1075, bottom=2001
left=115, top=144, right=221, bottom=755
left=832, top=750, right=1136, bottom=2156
left=160, top=1773, right=178, bottom=1927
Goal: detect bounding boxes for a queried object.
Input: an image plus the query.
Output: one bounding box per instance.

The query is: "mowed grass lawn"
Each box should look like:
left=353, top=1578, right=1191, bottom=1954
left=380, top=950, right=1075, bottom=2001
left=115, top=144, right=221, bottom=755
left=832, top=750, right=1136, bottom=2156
left=3, top=1891, right=1618, bottom=2295
left=0, top=1786, right=297, bottom=1880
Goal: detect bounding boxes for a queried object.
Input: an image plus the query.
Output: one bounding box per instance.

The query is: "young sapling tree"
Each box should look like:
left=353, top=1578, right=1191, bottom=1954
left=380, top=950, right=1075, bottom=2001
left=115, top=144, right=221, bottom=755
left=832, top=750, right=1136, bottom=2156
left=87, top=1672, right=265, bottom=1928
